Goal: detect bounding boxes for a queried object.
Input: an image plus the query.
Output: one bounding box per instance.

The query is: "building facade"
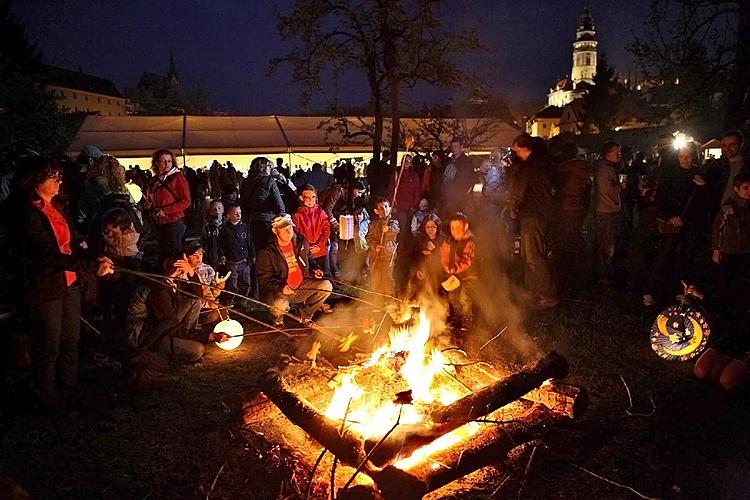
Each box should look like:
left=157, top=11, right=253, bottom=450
left=42, top=65, right=128, bottom=116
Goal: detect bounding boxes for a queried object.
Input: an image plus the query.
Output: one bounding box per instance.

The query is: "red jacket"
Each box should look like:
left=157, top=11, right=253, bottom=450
left=147, top=170, right=191, bottom=224
left=292, top=205, right=330, bottom=258
left=387, top=168, right=421, bottom=211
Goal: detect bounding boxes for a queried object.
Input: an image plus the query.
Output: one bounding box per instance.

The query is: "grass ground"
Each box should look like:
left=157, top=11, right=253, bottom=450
left=1, top=277, right=749, bottom=499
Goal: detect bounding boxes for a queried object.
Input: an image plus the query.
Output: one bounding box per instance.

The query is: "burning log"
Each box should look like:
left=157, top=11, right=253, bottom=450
left=340, top=405, right=559, bottom=499
left=453, top=359, right=587, bottom=418
left=364, top=351, right=568, bottom=467
left=404, top=404, right=556, bottom=493
left=258, top=371, right=367, bottom=468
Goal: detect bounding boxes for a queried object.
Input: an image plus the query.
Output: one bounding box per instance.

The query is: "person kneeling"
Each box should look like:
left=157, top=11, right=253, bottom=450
left=128, top=256, right=225, bottom=366
left=256, top=214, right=332, bottom=327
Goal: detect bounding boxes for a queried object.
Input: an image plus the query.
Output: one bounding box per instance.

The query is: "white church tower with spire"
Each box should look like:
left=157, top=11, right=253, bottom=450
left=547, top=6, right=597, bottom=108
left=571, top=6, right=597, bottom=85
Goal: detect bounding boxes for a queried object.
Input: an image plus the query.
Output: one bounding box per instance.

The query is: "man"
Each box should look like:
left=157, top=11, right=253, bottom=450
left=255, top=214, right=333, bottom=326
left=593, top=141, right=623, bottom=284
left=508, top=133, right=558, bottom=309
left=387, top=154, right=421, bottom=237
left=441, top=136, right=476, bottom=215
left=441, top=212, right=477, bottom=333
left=705, top=130, right=750, bottom=224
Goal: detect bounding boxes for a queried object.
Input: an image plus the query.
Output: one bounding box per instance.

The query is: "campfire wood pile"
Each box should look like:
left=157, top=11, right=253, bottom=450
left=242, top=350, right=585, bottom=499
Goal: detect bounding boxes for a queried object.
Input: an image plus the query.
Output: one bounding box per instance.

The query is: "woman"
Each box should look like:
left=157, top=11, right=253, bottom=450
left=145, top=149, right=191, bottom=261
left=239, top=156, right=285, bottom=249
left=410, top=213, right=444, bottom=295
left=76, top=154, right=133, bottom=237
left=15, top=157, right=113, bottom=412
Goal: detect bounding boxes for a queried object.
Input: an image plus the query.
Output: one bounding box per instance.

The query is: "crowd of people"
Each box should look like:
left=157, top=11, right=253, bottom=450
left=2, top=128, right=750, bottom=416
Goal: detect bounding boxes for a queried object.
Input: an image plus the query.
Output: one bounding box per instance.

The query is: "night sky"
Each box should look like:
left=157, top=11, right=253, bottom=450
left=12, top=0, right=652, bottom=115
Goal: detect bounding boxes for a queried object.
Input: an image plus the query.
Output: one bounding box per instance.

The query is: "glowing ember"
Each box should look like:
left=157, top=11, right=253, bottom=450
left=324, top=311, right=479, bottom=466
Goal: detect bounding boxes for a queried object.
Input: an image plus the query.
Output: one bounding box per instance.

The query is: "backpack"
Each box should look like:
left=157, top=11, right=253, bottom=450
left=99, top=192, right=144, bottom=233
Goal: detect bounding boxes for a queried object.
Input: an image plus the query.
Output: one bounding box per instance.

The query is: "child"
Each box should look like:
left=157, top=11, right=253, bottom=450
left=293, top=185, right=331, bottom=277
left=410, top=198, right=433, bottom=236
left=365, top=197, right=399, bottom=302
left=101, top=208, right=141, bottom=261
left=201, top=199, right=223, bottom=269
left=218, top=203, right=256, bottom=307
left=441, top=212, right=477, bottom=334
left=712, top=171, right=750, bottom=303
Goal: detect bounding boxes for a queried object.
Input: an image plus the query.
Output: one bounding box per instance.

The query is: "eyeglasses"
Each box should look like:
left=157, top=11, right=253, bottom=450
left=47, top=172, right=63, bottom=182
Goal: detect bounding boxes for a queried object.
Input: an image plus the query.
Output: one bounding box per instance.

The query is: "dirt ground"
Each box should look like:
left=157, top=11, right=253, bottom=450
left=1, top=283, right=749, bottom=499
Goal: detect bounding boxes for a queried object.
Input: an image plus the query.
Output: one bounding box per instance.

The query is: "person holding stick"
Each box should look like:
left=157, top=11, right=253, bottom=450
left=365, top=197, right=400, bottom=304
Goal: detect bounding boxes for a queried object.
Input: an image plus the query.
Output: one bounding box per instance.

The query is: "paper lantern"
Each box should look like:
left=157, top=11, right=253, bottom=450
left=339, top=215, right=355, bottom=240
left=213, top=319, right=244, bottom=351
left=650, top=305, right=710, bottom=361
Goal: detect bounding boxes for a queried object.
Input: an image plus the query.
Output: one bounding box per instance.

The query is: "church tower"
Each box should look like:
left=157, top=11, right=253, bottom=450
left=167, top=50, right=180, bottom=89
left=571, top=6, right=597, bottom=86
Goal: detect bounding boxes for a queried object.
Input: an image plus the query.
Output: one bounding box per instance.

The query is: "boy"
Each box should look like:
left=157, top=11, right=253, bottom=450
left=218, top=203, right=256, bottom=308
left=365, top=197, right=399, bottom=301
left=201, top=199, right=223, bottom=269
left=441, top=212, right=477, bottom=334
left=712, top=172, right=750, bottom=306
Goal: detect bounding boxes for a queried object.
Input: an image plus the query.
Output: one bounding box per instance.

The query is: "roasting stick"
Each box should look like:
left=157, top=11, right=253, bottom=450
left=117, top=268, right=300, bottom=341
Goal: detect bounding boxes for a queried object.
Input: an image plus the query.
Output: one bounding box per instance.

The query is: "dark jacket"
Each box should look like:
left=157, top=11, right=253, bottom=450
left=255, top=234, right=319, bottom=298
left=553, top=158, right=591, bottom=215
left=218, top=221, right=255, bottom=263
left=655, top=164, right=707, bottom=226
left=704, top=155, right=750, bottom=222
left=20, top=201, right=92, bottom=302
left=507, top=153, right=554, bottom=226
left=240, top=173, right=285, bottom=223
left=201, top=218, right=222, bottom=268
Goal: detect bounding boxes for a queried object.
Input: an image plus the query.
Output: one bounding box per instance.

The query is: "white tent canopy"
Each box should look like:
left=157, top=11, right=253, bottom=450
left=69, top=115, right=520, bottom=158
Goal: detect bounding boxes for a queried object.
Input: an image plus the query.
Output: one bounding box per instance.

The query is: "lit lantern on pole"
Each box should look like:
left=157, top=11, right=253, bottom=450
left=214, top=318, right=244, bottom=351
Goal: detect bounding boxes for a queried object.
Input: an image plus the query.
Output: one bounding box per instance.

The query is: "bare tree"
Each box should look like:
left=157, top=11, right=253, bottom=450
left=628, top=0, right=749, bottom=129
left=270, top=0, right=483, bottom=163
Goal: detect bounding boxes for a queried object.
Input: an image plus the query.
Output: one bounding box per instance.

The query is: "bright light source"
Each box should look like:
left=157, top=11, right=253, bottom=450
left=672, top=131, right=693, bottom=150
left=214, top=319, right=244, bottom=350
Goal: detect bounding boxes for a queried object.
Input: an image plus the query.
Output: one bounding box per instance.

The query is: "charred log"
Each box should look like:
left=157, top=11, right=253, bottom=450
left=364, top=351, right=567, bottom=467
left=258, top=371, right=367, bottom=468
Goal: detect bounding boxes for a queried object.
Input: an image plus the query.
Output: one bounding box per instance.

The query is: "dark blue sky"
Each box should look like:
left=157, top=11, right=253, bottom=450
left=12, top=0, right=652, bottom=114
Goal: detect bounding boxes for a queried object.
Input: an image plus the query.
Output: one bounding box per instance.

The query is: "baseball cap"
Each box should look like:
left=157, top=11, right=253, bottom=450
left=271, top=213, right=295, bottom=230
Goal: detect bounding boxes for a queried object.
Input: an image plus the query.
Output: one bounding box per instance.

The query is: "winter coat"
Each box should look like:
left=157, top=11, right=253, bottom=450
left=554, top=158, right=591, bottom=216
left=146, top=170, right=191, bottom=224
left=292, top=205, right=331, bottom=258
left=506, top=153, right=554, bottom=226
left=440, top=230, right=477, bottom=281
left=20, top=200, right=92, bottom=302
left=365, top=216, right=399, bottom=262
left=255, top=234, right=318, bottom=298
left=387, top=168, right=421, bottom=212
left=594, top=159, right=622, bottom=214
left=240, top=173, right=285, bottom=223
left=218, top=221, right=255, bottom=263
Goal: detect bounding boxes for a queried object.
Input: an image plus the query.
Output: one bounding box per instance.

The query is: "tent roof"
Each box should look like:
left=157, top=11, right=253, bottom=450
left=69, top=115, right=520, bottom=157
